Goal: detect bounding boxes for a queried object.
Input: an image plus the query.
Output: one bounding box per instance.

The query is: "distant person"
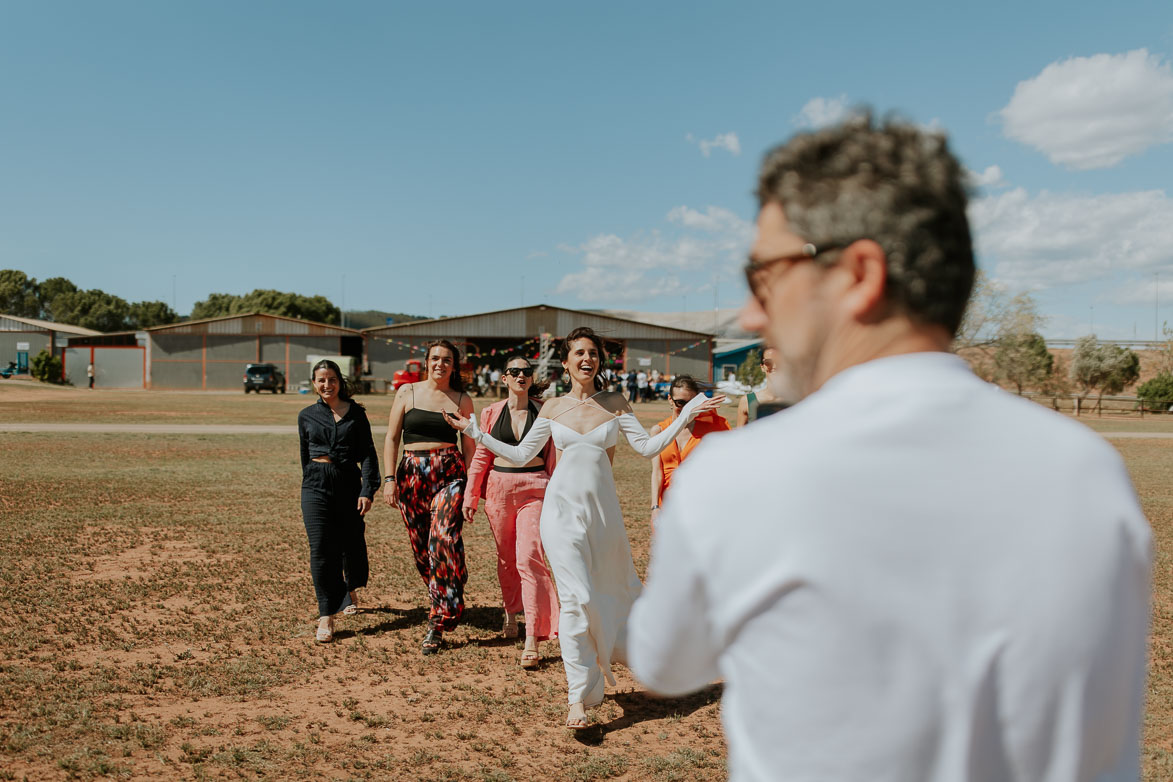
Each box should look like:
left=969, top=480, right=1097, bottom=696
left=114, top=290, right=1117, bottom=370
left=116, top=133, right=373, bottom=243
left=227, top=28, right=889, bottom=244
left=463, top=355, right=560, bottom=668
left=650, top=375, right=730, bottom=528
left=735, top=347, right=790, bottom=425
left=629, top=114, right=1152, bottom=781
left=636, top=369, right=649, bottom=402
left=298, top=360, right=380, bottom=643
left=490, top=367, right=502, bottom=398
left=625, top=370, right=637, bottom=401
left=383, top=340, right=476, bottom=654
left=443, top=327, right=725, bottom=729
left=87, top=362, right=94, bottom=389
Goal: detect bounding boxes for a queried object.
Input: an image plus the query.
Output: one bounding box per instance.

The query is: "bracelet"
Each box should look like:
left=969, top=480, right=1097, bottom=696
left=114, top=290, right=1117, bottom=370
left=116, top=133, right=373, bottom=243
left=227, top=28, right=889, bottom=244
left=383, top=476, right=396, bottom=483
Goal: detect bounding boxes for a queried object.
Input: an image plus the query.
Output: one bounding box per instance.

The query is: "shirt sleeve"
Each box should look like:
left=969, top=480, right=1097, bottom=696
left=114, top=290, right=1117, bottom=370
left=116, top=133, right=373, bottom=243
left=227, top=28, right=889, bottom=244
left=629, top=498, right=720, bottom=695
left=463, top=406, right=497, bottom=511
left=298, top=411, right=310, bottom=470
left=356, top=410, right=380, bottom=500
left=463, top=415, right=552, bottom=465
left=617, top=393, right=709, bottom=457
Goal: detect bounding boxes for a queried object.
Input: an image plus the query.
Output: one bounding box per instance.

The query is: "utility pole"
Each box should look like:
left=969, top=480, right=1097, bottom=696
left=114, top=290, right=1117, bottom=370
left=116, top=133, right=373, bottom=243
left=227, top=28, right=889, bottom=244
left=1156, top=271, right=1160, bottom=341
left=341, top=274, right=346, bottom=329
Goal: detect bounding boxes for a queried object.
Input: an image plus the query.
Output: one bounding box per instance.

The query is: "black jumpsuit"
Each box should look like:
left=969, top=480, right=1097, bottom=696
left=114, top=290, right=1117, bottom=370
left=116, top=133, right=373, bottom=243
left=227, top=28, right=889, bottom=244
left=298, top=399, right=380, bottom=617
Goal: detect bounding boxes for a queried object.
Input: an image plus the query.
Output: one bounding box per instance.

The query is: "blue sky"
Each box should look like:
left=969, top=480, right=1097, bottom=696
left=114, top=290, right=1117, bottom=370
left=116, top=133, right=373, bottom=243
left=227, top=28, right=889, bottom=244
left=2, top=1, right=1172, bottom=338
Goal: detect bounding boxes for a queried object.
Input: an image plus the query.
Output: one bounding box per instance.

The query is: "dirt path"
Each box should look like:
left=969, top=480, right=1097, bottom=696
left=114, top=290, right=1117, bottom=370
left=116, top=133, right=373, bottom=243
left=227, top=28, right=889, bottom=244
left=0, top=423, right=389, bottom=434
left=2, top=422, right=1171, bottom=439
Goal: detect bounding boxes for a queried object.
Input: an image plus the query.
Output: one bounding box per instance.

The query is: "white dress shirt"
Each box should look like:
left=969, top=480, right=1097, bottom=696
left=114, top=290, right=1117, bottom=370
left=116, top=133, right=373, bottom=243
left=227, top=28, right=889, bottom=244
left=630, top=352, right=1151, bottom=782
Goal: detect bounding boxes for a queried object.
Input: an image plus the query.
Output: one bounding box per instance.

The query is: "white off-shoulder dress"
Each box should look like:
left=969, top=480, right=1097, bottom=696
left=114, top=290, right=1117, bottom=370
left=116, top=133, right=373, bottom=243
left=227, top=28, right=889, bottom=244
left=463, top=393, right=711, bottom=705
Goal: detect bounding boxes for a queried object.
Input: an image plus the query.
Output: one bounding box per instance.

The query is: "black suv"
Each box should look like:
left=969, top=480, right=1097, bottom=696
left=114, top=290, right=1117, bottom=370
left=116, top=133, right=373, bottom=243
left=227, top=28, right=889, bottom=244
left=243, top=363, right=286, bottom=394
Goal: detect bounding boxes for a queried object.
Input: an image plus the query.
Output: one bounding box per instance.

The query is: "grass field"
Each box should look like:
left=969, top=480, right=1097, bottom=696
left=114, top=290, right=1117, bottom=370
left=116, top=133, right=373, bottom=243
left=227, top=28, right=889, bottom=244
left=0, top=384, right=1170, bottom=780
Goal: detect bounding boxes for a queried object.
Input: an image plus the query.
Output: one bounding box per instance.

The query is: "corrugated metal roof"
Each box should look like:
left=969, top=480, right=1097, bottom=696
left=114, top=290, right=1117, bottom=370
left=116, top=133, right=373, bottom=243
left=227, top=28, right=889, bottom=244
left=713, top=338, right=763, bottom=359
left=147, top=312, right=361, bottom=337
left=362, top=304, right=712, bottom=340
left=0, top=314, right=102, bottom=336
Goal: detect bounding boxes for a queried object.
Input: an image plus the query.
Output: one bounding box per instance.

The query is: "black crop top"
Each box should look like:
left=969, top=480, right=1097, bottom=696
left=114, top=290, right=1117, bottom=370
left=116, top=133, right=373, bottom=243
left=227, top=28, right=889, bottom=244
left=490, top=401, right=539, bottom=445
left=403, top=408, right=458, bottom=445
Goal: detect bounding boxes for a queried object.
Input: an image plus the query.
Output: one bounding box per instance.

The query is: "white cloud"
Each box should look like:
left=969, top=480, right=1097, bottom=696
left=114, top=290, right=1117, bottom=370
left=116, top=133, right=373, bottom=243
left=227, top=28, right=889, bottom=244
left=794, top=95, right=850, bottom=129
left=553, top=206, right=753, bottom=303
left=1108, top=276, right=1173, bottom=307
left=967, top=164, right=1006, bottom=189
left=969, top=186, right=1173, bottom=288
left=686, top=132, right=741, bottom=157
left=998, top=49, right=1173, bottom=170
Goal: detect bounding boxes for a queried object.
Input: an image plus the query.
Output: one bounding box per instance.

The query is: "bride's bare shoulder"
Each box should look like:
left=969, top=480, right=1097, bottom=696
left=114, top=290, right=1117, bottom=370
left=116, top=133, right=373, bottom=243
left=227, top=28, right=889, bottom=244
left=538, top=397, right=568, bottom=418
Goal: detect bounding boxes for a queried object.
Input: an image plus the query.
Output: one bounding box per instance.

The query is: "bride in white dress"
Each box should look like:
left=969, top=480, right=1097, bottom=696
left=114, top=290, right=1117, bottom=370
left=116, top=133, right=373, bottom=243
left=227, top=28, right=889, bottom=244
left=444, top=327, right=725, bottom=728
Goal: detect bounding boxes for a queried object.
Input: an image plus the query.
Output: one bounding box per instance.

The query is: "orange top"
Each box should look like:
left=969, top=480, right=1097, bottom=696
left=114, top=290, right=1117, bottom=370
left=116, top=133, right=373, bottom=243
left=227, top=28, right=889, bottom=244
left=656, top=410, right=731, bottom=504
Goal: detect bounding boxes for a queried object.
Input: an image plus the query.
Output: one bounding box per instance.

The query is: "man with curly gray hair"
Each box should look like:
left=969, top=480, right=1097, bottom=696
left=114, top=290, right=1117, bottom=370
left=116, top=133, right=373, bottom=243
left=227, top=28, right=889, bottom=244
left=631, top=113, right=1152, bottom=781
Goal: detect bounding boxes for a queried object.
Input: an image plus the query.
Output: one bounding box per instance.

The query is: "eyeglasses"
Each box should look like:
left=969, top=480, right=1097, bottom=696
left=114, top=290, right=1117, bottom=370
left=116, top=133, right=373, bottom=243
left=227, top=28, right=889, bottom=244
left=505, top=367, right=534, bottom=378
left=743, top=241, right=846, bottom=304
left=670, top=397, right=690, bottom=409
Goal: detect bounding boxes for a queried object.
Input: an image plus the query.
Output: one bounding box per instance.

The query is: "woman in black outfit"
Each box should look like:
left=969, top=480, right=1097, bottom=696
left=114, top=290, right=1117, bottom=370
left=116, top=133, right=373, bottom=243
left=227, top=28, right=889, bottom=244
left=299, top=359, right=380, bottom=643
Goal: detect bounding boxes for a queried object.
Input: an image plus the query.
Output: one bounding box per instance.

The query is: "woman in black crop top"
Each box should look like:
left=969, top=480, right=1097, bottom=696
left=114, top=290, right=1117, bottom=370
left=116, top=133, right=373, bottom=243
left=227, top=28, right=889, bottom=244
left=382, top=340, right=476, bottom=654
left=461, top=355, right=560, bottom=668
left=298, top=360, right=380, bottom=643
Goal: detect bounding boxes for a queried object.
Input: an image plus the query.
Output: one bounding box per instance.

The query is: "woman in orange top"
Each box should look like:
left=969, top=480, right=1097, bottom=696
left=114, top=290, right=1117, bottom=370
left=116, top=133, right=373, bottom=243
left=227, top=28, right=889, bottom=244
left=650, top=375, right=731, bottom=526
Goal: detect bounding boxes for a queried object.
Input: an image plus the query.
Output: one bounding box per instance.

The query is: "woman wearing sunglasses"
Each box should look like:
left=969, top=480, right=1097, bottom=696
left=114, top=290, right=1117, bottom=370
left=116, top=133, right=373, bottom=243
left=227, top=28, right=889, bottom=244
left=650, top=375, right=730, bottom=528
left=462, top=355, right=560, bottom=669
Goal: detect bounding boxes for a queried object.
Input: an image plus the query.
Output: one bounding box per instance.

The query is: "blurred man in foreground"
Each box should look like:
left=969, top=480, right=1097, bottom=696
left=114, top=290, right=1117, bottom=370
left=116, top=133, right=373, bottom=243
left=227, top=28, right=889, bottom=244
left=629, top=114, right=1152, bottom=782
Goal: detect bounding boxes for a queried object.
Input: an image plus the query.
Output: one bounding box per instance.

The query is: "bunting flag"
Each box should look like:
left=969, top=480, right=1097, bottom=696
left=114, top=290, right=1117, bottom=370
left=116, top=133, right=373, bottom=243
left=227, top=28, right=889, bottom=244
left=375, top=336, right=543, bottom=359
left=375, top=335, right=709, bottom=359
left=663, top=338, right=709, bottom=356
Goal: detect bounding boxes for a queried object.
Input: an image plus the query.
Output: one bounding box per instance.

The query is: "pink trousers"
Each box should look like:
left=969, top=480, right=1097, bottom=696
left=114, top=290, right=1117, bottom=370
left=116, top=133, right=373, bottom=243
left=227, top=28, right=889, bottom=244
left=483, top=470, right=560, bottom=641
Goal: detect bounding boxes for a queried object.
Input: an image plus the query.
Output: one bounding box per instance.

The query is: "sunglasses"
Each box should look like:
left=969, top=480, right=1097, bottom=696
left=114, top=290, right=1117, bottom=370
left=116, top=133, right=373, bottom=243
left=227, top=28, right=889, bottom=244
left=671, top=398, right=690, bottom=408
left=505, top=367, right=534, bottom=377
left=743, top=241, right=847, bottom=304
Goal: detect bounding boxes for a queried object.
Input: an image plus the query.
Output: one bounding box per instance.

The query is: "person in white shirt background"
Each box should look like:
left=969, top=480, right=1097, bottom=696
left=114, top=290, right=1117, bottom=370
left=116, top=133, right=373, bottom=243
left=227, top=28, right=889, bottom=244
left=629, top=112, right=1153, bottom=782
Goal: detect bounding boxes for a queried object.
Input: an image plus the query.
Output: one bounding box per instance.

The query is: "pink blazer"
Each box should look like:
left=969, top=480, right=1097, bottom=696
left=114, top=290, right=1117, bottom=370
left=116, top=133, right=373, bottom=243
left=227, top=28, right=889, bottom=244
left=463, top=399, right=557, bottom=512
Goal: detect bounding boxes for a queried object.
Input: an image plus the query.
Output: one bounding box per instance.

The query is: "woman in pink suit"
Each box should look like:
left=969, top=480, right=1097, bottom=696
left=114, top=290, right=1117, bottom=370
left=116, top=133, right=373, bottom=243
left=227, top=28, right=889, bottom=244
left=463, top=355, right=560, bottom=668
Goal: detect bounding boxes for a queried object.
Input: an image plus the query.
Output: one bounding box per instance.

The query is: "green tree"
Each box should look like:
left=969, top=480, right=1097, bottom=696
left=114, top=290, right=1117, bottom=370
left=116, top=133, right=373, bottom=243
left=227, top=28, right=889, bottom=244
left=736, top=348, right=765, bottom=387
left=1137, top=373, right=1173, bottom=412
left=128, top=301, right=179, bottom=328
left=29, top=349, right=64, bottom=384
left=1100, top=344, right=1140, bottom=396
left=36, top=277, right=79, bottom=319
left=191, top=289, right=340, bottom=324
left=993, top=332, right=1053, bottom=394
left=49, top=290, right=132, bottom=332
left=0, top=269, right=40, bottom=317
left=190, top=292, right=242, bottom=320
left=1069, top=336, right=1140, bottom=414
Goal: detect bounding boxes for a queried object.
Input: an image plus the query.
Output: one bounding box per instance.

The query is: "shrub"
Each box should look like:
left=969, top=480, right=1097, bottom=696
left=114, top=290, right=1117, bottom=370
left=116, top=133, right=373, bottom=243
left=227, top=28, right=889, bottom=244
left=29, top=349, right=65, bottom=384
left=1137, top=373, right=1173, bottom=412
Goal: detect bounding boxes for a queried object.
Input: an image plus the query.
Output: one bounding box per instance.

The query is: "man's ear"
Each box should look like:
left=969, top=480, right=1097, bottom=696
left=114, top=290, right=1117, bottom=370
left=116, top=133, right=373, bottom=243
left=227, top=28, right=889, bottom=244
left=837, top=239, right=888, bottom=323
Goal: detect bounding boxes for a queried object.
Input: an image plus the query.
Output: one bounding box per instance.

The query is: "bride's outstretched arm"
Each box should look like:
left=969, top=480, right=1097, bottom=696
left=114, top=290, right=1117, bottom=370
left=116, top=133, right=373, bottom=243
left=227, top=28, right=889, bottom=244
left=450, top=412, right=553, bottom=465
left=617, top=394, right=725, bottom=457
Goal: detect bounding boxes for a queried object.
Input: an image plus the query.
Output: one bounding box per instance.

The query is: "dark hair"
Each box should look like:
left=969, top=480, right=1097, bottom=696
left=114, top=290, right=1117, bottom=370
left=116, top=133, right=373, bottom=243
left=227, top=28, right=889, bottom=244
left=311, top=359, right=363, bottom=408
left=559, top=327, right=607, bottom=391
left=756, top=110, right=975, bottom=336
left=669, top=374, right=704, bottom=396
left=505, top=354, right=550, bottom=399
left=425, top=339, right=464, bottom=393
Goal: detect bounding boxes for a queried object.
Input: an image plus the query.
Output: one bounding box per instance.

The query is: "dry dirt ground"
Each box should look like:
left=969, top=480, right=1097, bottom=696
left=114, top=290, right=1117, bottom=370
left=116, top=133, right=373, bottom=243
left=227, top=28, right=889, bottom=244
left=0, top=383, right=1171, bottom=780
